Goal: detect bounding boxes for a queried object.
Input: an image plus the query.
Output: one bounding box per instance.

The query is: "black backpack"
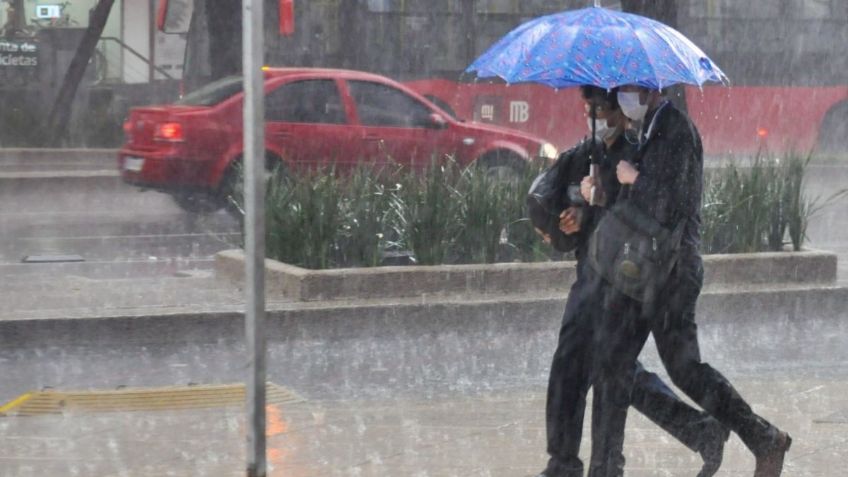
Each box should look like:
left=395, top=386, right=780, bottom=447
left=526, top=145, right=589, bottom=253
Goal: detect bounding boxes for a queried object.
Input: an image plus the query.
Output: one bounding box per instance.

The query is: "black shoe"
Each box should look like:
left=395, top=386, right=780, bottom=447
left=696, top=417, right=730, bottom=477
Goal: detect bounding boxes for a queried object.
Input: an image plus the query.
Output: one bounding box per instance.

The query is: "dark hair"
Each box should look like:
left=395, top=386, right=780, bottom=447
left=579, top=85, right=619, bottom=111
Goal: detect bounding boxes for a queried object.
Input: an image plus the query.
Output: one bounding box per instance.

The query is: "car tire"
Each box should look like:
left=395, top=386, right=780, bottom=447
left=170, top=192, right=225, bottom=214
left=218, top=153, right=289, bottom=214
left=475, top=151, right=527, bottom=183
left=818, top=102, right=848, bottom=156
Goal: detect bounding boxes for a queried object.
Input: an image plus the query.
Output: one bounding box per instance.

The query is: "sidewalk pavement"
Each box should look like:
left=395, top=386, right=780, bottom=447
left=0, top=377, right=845, bottom=476
left=2, top=270, right=846, bottom=476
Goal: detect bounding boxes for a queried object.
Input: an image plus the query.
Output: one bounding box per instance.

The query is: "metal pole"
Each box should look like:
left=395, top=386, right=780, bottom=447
left=243, top=0, right=266, bottom=475
left=148, top=0, right=155, bottom=82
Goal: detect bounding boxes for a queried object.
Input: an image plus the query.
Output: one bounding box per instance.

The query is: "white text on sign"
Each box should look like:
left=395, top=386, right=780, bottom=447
left=509, top=101, right=529, bottom=123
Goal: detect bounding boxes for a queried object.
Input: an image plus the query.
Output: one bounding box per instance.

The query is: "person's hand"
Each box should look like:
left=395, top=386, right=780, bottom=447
left=559, top=206, right=582, bottom=235
left=617, top=161, right=639, bottom=185
left=534, top=227, right=551, bottom=244
left=580, top=176, right=595, bottom=203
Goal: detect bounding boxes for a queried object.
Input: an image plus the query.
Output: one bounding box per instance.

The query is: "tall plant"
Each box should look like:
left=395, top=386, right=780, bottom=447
left=700, top=151, right=843, bottom=254
left=336, top=167, right=396, bottom=268
left=264, top=168, right=344, bottom=269
left=387, top=159, right=463, bottom=265
left=453, top=166, right=515, bottom=263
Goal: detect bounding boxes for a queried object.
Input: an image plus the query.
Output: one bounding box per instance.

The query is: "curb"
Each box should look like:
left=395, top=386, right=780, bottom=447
left=1, top=280, right=846, bottom=328
left=0, top=148, right=118, bottom=163
left=0, top=170, right=120, bottom=180
left=0, top=148, right=120, bottom=183
left=216, top=249, right=838, bottom=302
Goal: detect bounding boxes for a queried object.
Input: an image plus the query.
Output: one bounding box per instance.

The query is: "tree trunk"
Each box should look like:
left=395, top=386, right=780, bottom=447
left=620, top=0, right=688, bottom=113
left=461, top=0, right=476, bottom=69
left=45, top=0, right=116, bottom=147
left=338, top=0, right=361, bottom=69
left=206, top=0, right=242, bottom=81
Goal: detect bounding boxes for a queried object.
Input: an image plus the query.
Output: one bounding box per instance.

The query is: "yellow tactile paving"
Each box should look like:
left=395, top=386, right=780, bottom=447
left=0, top=382, right=302, bottom=416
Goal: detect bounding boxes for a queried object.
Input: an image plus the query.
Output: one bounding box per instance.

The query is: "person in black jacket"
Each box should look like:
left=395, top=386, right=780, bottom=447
left=533, top=86, right=729, bottom=477
left=586, top=85, right=792, bottom=477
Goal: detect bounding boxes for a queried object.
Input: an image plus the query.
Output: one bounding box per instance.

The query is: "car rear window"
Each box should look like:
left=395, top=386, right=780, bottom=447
left=176, top=76, right=244, bottom=106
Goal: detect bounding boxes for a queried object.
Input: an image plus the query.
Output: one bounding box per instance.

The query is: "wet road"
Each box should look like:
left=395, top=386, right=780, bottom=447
left=0, top=177, right=241, bottom=281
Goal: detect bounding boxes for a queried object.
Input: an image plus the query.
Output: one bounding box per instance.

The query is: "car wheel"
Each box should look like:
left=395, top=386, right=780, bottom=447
left=218, top=154, right=290, bottom=214
left=818, top=102, right=848, bottom=156
left=476, top=151, right=527, bottom=183
left=171, top=192, right=225, bottom=214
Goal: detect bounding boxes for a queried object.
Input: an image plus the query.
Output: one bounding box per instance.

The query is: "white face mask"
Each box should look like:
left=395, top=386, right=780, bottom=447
left=586, top=116, right=616, bottom=142
left=617, top=91, right=649, bottom=121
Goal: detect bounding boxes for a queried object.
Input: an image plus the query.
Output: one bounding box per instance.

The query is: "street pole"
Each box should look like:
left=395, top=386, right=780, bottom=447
left=148, top=0, right=155, bottom=82
left=243, top=0, right=266, bottom=475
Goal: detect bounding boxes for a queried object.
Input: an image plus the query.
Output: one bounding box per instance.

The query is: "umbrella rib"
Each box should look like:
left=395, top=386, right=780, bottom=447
left=625, top=20, right=666, bottom=89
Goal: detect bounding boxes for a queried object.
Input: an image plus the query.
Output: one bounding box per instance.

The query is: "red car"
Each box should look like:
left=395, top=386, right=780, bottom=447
left=119, top=68, right=558, bottom=211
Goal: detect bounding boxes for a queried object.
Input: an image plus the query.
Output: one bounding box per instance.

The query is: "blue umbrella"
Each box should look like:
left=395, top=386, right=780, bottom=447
left=466, top=6, right=728, bottom=89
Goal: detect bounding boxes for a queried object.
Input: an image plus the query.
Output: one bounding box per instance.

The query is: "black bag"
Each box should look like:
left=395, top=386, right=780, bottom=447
left=587, top=200, right=686, bottom=303
left=526, top=155, right=584, bottom=253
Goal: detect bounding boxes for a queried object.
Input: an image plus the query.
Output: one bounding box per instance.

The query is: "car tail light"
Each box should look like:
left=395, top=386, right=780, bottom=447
left=122, top=119, right=133, bottom=142
left=155, top=122, right=184, bottom=142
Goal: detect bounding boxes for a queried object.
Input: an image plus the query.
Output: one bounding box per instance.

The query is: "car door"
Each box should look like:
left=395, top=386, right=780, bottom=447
left=264, top=78, right=357, bottom=171
left=346, top=80, right=452, bottom=170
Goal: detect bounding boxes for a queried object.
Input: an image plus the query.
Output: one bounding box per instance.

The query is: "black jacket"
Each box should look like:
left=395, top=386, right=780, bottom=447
left=626, top=102, right=703, bottom=263
left=554, top=134, right=637, bottom=260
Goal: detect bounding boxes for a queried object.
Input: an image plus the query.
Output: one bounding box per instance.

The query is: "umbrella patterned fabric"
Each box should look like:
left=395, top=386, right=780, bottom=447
left=466, top=6, right=728, bottom=89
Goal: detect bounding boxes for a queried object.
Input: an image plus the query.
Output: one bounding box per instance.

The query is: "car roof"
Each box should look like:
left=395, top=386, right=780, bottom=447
left=262, top=67, right=397, bottom=84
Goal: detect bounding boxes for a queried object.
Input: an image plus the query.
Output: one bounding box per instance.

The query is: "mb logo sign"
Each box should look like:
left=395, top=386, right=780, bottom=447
left=509, top=101, right=529, bottom=123
left=473, top=97, right=530, bottom=124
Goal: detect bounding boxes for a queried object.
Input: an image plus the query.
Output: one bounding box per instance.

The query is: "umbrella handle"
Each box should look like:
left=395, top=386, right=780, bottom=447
left=589, top=107, right=598, bottom=206
left=589, top=163, right=597, bottom=206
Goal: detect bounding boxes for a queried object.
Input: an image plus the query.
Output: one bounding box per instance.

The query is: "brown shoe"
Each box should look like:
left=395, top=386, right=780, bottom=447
left=753, top=431, right=792, bottom=477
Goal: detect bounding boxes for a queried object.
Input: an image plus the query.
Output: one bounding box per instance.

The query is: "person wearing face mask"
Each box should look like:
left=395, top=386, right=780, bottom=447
left=585, top=85, right=792, bottom=477
left=533, top=86, right=729, bottom=477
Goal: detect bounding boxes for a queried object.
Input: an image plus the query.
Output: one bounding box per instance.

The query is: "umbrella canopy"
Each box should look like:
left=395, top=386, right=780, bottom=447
left=466, top=6, right=728, bottom=90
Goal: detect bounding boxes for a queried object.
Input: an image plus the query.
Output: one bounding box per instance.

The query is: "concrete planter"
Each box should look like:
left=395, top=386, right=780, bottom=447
left=215, top=249, right=837, bottom=303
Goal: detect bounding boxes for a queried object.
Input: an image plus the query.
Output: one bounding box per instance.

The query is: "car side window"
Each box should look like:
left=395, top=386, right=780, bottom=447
left=265, top=79, right=346, bottom=124
left=348, top=80, right=433, bottom=128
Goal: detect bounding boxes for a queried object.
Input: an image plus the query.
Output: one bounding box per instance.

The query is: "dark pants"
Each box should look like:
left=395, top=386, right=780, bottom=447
left=545, top=263, right=713, bottom=477
left=589, top=257, right=780, bottom=476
